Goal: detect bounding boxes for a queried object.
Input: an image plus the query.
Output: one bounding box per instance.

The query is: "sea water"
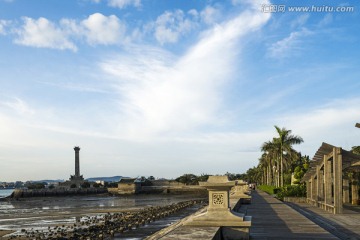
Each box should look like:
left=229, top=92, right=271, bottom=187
left=0, top=189, right=14, bottom=198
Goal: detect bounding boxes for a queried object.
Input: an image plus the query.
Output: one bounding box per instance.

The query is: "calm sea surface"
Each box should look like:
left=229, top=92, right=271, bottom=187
left=0, top=189, right=14, bottom=198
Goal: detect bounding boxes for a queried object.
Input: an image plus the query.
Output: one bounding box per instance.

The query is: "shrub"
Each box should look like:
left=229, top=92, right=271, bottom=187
left=275, top=184, right=306, bottom=200
left=258, top=185, right=277, bottom=195
left=27, top=183, right=46, bottom=189
left=81, top=182, right=90, bottom=188
left=273, top=188, right=281, bottom=194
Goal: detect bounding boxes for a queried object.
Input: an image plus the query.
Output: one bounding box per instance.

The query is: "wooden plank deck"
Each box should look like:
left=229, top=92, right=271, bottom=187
left=246, top=190, right=339, bottom=239
left=286, top=201, right=360, bottom=239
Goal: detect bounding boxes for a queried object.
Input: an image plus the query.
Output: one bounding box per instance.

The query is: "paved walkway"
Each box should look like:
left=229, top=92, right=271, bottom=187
left=246, top=190, right=339, bottom=239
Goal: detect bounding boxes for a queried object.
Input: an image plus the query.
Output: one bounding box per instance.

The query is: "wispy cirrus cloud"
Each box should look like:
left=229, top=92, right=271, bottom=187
left=89, top=0, right=141, bottom=9
left=0, top=97, right=35, bottom=115
left=108, top=0, right=141, bottom=9
left=267, top=28, right=313, bottom=58
left=0, top=19, right=11, bottom=35
left=290, top=14, right=310, bottom=28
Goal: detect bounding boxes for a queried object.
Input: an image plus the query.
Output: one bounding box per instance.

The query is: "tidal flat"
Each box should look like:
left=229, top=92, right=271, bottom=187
left=0, top=194, right=205, bottom=239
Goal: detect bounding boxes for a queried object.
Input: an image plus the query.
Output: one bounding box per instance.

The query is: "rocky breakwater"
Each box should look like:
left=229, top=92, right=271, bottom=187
left=10, top=188, right=108, bottom=198
left=8, top=200, right=205, bottom=240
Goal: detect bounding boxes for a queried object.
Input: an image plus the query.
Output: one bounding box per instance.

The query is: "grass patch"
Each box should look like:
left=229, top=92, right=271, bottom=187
left=257, top=185, right=277, bottom=195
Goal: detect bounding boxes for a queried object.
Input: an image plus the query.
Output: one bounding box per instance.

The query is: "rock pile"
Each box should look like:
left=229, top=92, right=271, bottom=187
left=9, top=200, right=205, bottom=240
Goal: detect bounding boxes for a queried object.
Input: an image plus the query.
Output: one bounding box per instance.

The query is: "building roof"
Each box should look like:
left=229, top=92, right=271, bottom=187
left=301, top=142, right=360, bottom=182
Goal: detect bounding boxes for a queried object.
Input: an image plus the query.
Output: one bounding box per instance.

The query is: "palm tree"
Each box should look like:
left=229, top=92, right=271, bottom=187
left=258, top=154, right=268, bottom=185
left=261, top=140, right=280, bottom=186
left=273, top=126, right=303, bottom=187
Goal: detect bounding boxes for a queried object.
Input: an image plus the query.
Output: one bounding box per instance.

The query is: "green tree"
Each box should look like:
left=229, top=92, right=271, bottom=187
left=260, top=127, right=303, bottom=187
left=245, top=167, right=262, bottom=184
left=261, top=140, right=280, bottom=186
left=273, top=126, right=303, bottom=187
left=351, top=146, right=360, bottom=155
left=197, top=174, right=210, bottom=182
left=175, top=174, right=198, bottom=185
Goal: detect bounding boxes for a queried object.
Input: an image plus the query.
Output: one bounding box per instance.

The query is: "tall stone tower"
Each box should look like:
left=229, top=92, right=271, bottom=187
left=74, top=146, right=80, bottom=177
left=70, top=146, right=84, bottom=181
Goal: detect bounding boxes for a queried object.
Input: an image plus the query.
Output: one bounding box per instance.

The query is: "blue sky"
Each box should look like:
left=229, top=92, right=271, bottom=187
left=0, top=0, right=359, bottom=182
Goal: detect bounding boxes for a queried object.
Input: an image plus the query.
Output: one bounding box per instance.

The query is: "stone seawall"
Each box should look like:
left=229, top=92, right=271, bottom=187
left=10, top=188, right=108, bottom=198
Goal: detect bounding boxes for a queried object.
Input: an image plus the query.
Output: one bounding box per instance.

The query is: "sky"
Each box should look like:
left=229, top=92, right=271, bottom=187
left=0, top=0, right=359, bottom=182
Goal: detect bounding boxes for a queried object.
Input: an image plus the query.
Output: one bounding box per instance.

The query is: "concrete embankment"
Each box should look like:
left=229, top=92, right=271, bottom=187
left=140, top=186, right=207, bottom=195
left=9, top=188, right=108, bottom=198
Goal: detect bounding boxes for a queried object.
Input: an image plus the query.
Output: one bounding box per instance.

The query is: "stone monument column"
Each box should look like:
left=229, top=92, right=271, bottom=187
left=74, top=146, right=80, bottom=177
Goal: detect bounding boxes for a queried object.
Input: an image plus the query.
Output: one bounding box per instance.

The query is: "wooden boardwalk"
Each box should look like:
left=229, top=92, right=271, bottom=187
left=246, top=190, right=339, bottom=239
left=287, top=201, right=360, bottom=239
left=149, top=190, right=360, bottom=239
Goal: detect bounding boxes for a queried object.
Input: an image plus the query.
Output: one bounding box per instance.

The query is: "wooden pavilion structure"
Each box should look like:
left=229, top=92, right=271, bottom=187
left=301, top=142, right=360, bottom=214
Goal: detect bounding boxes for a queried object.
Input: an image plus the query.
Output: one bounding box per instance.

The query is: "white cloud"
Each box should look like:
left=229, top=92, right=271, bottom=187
left=14, top=17, right=77, bottom=51
left=276, top=98, right=360, bottom=155
left=318, top=14, right=333, bottom=27
left=154, top=10, right=197, bottom=45
left=200, top=6, right=220, bottom=25
left=108, top=0, right=141, bottom=9
left=13, top=13, right=127, bottom=50
left=100, top=1, right=271, bottom=139
left=0, top=97, right=35, bottom=115
left=268, top=28, right=312, bottom=58
left=80, top=13, right=126, bottom=45
left=290, top=14, right=310, bottom=28
left=0, top=20, right=11, bottom=35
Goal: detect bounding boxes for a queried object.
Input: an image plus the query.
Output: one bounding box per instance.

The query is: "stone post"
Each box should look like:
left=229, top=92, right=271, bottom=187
left=306, top=181, right=310, bottom=201
left=324, top=155, right=332, bottom=211
left=184, top=176, right=251, bottom=239
left=352, top=181, right=359, bottom=205
left=310, top=175, right=316, bottom=206
left=316, top=166, right=320, bottom=206
left=319, top=169, right=324, bottom=202
left=333, top=147, right=343, bottom=214
left=343, top=179, right=350, bottom=204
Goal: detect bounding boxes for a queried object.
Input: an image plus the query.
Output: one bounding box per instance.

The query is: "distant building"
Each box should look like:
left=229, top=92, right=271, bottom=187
left=118, top=178, right=141, bottom=194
